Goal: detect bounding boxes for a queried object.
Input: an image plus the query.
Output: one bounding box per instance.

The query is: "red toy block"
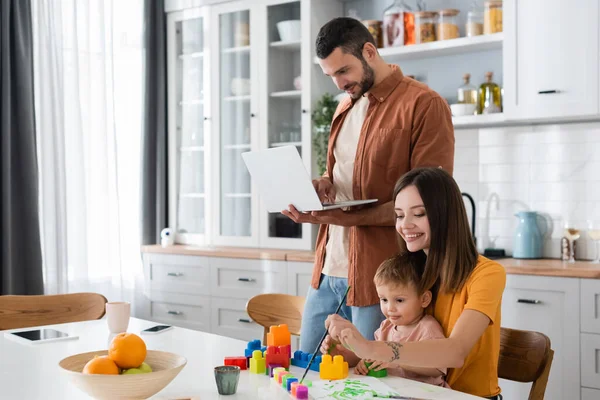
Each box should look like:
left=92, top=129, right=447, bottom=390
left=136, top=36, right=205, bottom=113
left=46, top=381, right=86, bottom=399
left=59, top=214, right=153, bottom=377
left=224, top=356, right=247, bottom=370
left=265, top=345, right=290, bottom=369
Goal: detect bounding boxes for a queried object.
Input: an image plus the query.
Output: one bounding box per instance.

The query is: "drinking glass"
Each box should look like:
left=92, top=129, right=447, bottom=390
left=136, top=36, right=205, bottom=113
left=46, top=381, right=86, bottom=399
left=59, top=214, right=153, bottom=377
left=587, top=220, right=600, bottom=264
left=563, top=220, right=581, bottom=263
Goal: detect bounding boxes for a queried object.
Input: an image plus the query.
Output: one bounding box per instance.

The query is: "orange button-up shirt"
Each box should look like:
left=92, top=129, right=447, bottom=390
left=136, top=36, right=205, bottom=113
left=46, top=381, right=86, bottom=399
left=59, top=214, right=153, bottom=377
left=311, top=64, right=455, bottom=306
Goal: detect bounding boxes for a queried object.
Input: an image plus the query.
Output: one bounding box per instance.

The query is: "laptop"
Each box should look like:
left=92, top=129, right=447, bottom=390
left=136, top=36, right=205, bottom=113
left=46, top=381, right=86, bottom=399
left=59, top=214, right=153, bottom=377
left=241, top=146, right=377, bottom=213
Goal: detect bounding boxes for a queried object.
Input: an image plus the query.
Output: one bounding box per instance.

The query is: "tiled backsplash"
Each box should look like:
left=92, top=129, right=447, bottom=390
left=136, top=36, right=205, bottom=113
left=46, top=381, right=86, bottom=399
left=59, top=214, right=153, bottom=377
left=454, top=122, right=600, bottom=259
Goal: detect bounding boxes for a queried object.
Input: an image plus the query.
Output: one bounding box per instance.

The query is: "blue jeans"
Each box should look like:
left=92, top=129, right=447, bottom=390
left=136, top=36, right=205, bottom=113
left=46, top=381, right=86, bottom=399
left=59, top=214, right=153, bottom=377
left=299, top=274, right=385, bottom=354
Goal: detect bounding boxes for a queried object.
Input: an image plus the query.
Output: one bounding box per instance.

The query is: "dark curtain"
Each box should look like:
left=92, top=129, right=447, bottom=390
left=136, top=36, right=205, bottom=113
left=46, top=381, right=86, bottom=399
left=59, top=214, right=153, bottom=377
left=140, top=0, right=168, bottom=245
left=0, top=0, right=44, bottom=295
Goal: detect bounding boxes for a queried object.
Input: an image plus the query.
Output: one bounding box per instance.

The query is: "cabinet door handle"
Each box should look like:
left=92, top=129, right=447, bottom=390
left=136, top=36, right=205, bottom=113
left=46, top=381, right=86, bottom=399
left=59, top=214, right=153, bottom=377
left=517, top=299, right=542, bottom=304
left=250, top=113, right=256, bottom=118
left=167, top=272, right=184, bottom=277
left=238, top=318, right=253, bottom=323
left=538, top=90, right=560, bottom=95
left=167, top=310, right=184, bottom=315
left=237, top=277, right=256, bottom=282
left=302, top=109, right=308, bottom=114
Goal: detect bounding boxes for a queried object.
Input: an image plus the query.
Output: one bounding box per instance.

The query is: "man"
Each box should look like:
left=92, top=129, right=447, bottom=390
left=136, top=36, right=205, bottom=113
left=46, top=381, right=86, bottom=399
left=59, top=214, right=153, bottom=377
left=282, top=17, right=454, bottom=353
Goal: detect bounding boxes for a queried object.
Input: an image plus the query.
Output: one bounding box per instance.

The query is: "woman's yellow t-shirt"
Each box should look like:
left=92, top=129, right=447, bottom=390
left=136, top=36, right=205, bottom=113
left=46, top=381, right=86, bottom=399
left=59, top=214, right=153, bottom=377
left=433, top=255, right=507, bottom=397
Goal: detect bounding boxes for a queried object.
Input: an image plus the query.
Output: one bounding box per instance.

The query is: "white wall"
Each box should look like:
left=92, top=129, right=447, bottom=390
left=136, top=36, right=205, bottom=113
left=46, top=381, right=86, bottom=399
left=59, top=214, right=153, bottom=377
left=454, top=122, right=600, bottom=260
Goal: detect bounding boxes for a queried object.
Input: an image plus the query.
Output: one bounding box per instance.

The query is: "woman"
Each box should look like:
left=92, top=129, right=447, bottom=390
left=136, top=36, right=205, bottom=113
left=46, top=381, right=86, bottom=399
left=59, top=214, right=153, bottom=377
left=323, top=167, right=506, bottom=399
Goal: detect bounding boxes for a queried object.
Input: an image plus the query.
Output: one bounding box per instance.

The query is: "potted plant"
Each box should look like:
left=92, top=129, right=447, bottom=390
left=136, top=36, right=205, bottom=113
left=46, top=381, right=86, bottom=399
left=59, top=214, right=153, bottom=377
left=311, top=93, right=338, bottom=176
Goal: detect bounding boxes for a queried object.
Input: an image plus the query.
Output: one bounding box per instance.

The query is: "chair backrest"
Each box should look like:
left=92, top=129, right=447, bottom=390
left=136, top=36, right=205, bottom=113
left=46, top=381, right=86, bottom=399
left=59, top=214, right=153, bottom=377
left=498, top=327, right=554, bottom=400
left=0, top=292, right=108, bottom=331
left=246, top=294, right=305, bottom=344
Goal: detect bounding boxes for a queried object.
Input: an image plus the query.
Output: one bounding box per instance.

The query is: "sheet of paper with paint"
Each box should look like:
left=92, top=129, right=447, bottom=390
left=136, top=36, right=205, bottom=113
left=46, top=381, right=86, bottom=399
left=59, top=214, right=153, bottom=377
left=309, top=377, right=400, bottom=399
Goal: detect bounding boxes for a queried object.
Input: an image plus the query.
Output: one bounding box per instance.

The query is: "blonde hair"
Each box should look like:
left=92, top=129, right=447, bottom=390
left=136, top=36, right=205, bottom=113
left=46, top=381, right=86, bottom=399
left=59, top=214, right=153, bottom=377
left=374, top=252, right=428, bottom=294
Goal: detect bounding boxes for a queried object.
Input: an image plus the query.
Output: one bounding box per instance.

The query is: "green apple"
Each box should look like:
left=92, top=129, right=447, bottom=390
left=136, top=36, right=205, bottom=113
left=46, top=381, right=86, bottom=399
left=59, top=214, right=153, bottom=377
left=122, top=362, right=153, bottom=375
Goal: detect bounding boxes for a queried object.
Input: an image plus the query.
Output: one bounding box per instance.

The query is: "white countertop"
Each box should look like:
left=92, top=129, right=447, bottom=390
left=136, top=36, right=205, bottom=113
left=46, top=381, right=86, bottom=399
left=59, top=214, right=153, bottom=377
left=0, top=317, right=483, bottom=399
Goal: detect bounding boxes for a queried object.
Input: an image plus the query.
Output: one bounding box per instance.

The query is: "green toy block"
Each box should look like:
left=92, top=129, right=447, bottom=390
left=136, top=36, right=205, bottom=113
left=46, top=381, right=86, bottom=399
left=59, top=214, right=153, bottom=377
left=365, top=361, right=388, bottom=377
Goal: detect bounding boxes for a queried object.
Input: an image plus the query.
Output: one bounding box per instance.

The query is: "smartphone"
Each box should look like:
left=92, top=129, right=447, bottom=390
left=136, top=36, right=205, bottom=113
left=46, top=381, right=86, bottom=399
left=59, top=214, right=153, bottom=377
left=141, top=325, right=173, bottom=334
left=6, top=328, right=78, bottom=344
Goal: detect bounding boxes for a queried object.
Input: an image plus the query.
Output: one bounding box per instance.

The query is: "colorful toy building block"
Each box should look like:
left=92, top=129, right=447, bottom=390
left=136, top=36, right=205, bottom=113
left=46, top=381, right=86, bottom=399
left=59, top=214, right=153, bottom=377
left=282, top=374, right=295, bottom=389
left=244, top=339, right=262, bottom=357
left=267, top=364, right=283, bottom=377
left=364, top=361, right=388, bottom=377
left=279, top=372, right=293, bottom=385
left=249, top=350, right=266, bottom=374
left=267, top=324, right=291, bottom=356
left=265, top=345, right=290, bottom=369
left=319, top=354, right=349, bottom=380
left=286, top=377, right=298, bottom=392
left=272, top=367, right=286, bottom=381
left=224, top=356, right=247, bottom=370
left=295, top=384, right=309, bottom=399
left=291, top=350, right=321, bottom=372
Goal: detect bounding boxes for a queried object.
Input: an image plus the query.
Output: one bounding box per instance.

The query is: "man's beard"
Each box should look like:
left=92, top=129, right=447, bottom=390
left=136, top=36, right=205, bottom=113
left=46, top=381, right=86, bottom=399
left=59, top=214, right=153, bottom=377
left=350, top=59, right=375, bottom=99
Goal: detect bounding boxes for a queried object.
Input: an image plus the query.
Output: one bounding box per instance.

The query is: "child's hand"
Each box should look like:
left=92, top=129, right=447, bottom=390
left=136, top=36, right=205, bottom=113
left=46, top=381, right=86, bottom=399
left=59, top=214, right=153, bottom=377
left=354, top=359, right=370, bottom=375
left=365, top=359, right=390, bottom=371
left=320, top=334, right=340, bottom=355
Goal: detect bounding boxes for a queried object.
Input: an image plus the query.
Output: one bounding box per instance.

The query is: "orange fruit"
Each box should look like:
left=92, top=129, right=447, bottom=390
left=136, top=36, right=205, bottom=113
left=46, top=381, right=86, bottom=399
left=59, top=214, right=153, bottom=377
left=108, top=332, right=147, bottom=369
left=82, top=355, right=119, bottom=375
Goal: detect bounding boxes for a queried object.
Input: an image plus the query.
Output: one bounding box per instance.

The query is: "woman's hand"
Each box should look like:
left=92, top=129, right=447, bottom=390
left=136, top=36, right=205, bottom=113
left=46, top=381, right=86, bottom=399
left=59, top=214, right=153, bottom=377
left=339, top=327, right=370, bottom=359
left=325, top=314, right=358, bottom=341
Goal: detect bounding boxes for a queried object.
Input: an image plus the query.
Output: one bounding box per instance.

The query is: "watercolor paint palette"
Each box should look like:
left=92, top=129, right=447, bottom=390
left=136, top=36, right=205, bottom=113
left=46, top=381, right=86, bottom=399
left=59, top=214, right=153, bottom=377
left=309, top=376, right=400, bottom=399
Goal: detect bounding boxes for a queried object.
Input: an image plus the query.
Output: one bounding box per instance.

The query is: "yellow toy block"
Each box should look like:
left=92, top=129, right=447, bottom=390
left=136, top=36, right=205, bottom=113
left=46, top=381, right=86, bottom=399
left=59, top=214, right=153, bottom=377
left=319, top=354, right=348, bottom=380
left=249, top=350, right=266, bottom=374
left=267, top=324, right=291, bottom=347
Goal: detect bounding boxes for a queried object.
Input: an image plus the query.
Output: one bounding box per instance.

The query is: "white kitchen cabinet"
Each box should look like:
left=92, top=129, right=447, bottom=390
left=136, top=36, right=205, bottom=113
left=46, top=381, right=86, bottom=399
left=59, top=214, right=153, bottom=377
left=209, top=257, right=288, bottom=299
left=210, top=297, right=264, bottom=341
left=582, top=279, right=600, bottom=334
left=581, top=333, right=600, bottom=390
left=500, top=275, right=580, bottom=400
left=503, top=0, right=599, bottom=121
left=287, top=261, right=313, bottom=297
left=582, top=387, right=600, bottom=400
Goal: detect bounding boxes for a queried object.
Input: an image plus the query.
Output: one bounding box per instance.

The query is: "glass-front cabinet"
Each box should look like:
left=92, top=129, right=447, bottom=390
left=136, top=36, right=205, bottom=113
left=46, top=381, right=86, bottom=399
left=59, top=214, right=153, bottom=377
left=211, top=2, right=259, bottom=247
left=166, top=0, right=319, bottom=250
left=167, top=8, right=211, bottom=245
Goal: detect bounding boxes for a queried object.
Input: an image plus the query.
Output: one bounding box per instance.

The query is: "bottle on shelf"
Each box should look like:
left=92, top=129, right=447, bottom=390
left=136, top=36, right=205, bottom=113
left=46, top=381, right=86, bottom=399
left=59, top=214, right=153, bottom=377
left=457, top=73, right=478, bottom=105
left=478, top=71, right=502, bottom=114
left=382, top=0, right=415, bottom=47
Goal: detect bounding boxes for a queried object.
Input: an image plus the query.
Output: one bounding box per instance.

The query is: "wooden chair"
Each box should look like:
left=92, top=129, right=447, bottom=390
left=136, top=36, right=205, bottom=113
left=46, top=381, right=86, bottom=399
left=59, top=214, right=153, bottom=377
left=246, top=294, right=305, bottom=344
left=0, top=292, right=108, bottom=330
left=498, top=327, right=554, bottom=400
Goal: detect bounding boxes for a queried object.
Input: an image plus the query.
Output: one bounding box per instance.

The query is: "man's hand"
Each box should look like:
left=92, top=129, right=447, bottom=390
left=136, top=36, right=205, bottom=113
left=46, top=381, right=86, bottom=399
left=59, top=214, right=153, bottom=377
left=312, top=177, right=336, bottom=204
left=281, top=205, right=358, bottom=227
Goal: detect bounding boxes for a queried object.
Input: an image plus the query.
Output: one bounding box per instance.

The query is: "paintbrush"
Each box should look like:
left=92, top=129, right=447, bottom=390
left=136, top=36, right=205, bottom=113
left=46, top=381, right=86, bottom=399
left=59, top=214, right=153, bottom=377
left=298, top=285, right=350, bottom=385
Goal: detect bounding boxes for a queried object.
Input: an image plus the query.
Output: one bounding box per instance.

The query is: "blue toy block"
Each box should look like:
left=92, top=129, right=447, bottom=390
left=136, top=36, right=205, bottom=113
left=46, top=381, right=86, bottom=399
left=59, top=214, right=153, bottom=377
left=244, top=339, right=262, bottom=357
left=291, top=350, right=321, bottom=372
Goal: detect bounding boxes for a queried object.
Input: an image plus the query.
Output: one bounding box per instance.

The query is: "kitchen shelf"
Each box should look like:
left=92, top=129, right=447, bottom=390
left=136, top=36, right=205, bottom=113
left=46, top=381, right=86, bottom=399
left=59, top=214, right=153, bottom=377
left=269, top=40, right=301, bottom=51
left=313, top=33, right=504, bottom=64
left=223, top=144, right=251, bottom=150
left=270, top=90, right=301, bottom=99
left=224, top=193, right=251, bottom=198
left=222, top=46, right=251, bottom=54
left=271, top=141, right=302, bottom=147
left=179, top=52, right=203, bottom=60
left=452, top=113, right=506, bottom=128
left=223, top=95, right=251, bottom=102
left=180, top=146, right=205, bottom=151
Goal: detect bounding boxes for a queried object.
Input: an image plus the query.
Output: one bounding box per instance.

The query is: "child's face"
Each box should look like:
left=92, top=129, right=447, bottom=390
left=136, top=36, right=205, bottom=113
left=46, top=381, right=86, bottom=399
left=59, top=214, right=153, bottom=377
left=376, top=282, right=431, bottom=327
left=394, top=185, right=431, bottom=252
